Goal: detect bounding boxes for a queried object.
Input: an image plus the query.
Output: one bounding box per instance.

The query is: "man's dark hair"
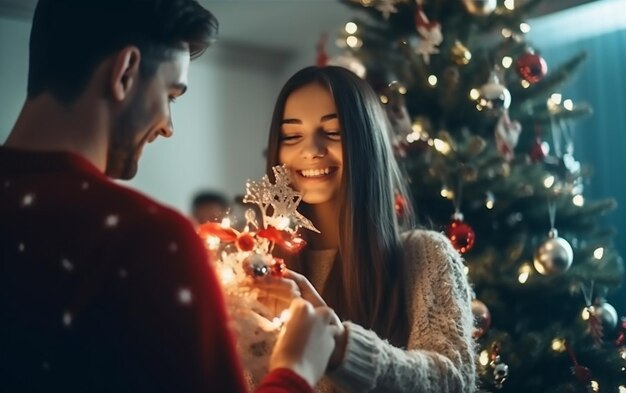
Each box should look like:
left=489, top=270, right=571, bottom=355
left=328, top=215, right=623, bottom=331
left=28, top=0, right=218, bottom=103
left=192, top=191, right=229, bottom=210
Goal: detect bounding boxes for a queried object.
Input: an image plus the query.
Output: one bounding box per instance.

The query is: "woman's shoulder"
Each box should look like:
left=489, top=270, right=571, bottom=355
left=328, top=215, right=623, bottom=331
left=400, top=229, right=464, bottom=270
left=401, top=228, right=457, bottom=253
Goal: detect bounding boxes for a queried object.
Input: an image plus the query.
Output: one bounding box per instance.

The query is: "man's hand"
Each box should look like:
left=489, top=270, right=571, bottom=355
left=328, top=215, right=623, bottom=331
left=269, top=299, right=340, bottom=387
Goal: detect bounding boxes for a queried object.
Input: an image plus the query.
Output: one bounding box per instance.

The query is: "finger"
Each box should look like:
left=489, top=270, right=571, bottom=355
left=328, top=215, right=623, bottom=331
left=328, top=324, right=343, bottom=337
left=314, top=306, right=335, bottom=324
left=253, top=281, right=301, bottom=298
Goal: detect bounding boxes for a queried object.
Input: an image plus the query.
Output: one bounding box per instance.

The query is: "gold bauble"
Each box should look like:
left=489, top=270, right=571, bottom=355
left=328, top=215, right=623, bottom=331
left=451, top=40, right=472, bottom=65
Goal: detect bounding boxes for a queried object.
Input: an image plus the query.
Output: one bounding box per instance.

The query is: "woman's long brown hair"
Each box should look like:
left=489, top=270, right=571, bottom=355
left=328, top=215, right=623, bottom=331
left=266, top=66, right=414, bottom=347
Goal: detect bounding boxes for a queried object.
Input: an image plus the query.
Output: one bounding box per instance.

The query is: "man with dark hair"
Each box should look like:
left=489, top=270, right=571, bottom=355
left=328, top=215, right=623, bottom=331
left=191, top=190, right=230, bottom=224
left=0, top=1, right=338, bottom=392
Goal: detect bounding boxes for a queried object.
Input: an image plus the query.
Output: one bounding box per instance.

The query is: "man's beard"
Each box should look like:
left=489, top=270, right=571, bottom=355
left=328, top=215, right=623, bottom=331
left=105, top=90, right=149, bottom=180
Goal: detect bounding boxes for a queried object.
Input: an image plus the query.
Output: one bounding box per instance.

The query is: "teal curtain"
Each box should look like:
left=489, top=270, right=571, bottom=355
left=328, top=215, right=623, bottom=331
left=539, top=28, right=626, bottom=312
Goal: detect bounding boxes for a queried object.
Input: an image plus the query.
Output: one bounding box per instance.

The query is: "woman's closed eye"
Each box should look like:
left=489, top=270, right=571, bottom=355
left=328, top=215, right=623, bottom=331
left=324, top=130, right=341, bottom=140
left=280, top=134, right=302, bottom=144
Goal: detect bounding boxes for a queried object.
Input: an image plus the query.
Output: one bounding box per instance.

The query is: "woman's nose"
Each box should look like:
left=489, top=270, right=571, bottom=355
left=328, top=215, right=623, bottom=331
left=301, top=135, right=327, bottom=159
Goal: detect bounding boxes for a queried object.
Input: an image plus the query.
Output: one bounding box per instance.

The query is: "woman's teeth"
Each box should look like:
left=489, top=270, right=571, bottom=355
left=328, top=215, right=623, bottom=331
left=300, top=168, right=331, bottom=177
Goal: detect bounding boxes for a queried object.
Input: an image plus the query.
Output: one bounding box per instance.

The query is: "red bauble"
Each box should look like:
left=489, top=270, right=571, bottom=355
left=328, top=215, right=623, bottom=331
left=471, top=299, right=491, bottom=339
left=529, top=137, right=546, bottom=163
left=572, top=365, right=593, bottom=383
left=446, top=217, right=475, bottom=254
left=515, top=51, right=548, bottom=84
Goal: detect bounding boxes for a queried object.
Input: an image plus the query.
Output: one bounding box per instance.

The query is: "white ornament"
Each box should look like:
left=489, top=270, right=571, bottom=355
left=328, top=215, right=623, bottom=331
left=494, top=111, right=522, bottom=161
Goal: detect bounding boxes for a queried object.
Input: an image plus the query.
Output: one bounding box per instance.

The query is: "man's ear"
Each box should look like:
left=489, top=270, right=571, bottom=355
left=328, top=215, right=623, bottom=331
left=110, top=46, right=141, bottom=102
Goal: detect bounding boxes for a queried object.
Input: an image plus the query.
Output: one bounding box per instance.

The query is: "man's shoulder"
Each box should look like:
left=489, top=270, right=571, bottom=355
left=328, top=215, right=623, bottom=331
left=97, top=179, right=193, bottom=234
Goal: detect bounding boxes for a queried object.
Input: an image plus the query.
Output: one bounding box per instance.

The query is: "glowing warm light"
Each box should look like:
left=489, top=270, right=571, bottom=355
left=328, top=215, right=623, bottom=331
left=518, top=263, right=532, bottom=284
left=618, top=386, right=626, bottom=393
left=469, top=88, right=480, bottom=100
left=504, top=0, right=515, bottom=10
left=433, top=138, right=451, bottom=154
left=502, top=28, right=512, bottom=38
left=380, top=95, right=389, bottom=104
left=551, top=338, right=566, bottom=352
left=589, top=380, right=599, bottom=392
left=440, top=187, right=454, bottom=199
left=521, top=80, right=530, bottom=88
left=502, top=56, right=513, bottom=68
left=279, top=308, right=291, bottom=323
left=463, top=265, right=469, bottom=275
left=221, top=217, right=231, bottom=228
left=485, top=192, right=495, bottom=210
left=206, top=236, right=221, bottom=250
left=276, top=216, right=291, bottom=230
left=582, top=306, right=593, bottom=321
left=594, top=247, right=604, bottom=260
left=572, top=194, right=585, bottom=206
left=398, top=86, right=407, bottom=94
left=479, top=350, right=490, bottom=366
left=550, top=93, right=563, bottom=105
left=345, top=22, right=358, bottom=34
left=346, top=35, right=360, bottom=48
left=220, top=266, right=236, bottom=284
left=543, top=175, right=555, bottom=188
left=428, top=75, right=438, bottom=86
left=520, top=22, right=531, bottom=33
left=563, top=99, right=574, bottom=110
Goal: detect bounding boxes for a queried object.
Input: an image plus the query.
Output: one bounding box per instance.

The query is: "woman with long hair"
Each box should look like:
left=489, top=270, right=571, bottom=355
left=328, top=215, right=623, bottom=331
left=256, top=65, right=476, bottom=393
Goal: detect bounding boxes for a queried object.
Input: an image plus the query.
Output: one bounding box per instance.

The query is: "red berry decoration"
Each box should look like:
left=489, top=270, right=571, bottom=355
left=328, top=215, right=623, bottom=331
left=515, top=51, right=548, bottom=84
left=270, top=258, right=287, bottom=277
left=236, top=233, right=256, bottom=252
left=446, top=214, right=475, bottom=254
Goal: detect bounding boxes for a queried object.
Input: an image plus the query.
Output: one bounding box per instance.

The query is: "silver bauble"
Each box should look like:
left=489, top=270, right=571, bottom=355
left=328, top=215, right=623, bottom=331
left=533, top=229, right=573, bottom=275
left=462, top=0, right=497, bottom=16
left=594, top=301, right=619, bottom=330
left=478, top=73, right=511, bottom=115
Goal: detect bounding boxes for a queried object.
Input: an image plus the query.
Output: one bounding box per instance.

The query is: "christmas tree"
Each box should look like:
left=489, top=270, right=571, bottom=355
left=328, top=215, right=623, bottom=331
left=329, top=0, right=626, bottom=391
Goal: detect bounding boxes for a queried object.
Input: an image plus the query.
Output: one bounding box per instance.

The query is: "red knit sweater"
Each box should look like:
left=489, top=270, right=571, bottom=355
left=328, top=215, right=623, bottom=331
left=0, top=146, right=311, bottom=393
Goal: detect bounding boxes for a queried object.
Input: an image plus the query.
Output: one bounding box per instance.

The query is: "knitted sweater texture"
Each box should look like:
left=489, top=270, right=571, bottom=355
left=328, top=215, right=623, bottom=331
left=315, top=229, right=477, bottom=393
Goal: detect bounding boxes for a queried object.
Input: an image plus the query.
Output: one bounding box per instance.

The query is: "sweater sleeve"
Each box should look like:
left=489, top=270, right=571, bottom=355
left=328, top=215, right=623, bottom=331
left=256, top=368, right=314, bottom=393
left=327, top=230, right=476, bottom=393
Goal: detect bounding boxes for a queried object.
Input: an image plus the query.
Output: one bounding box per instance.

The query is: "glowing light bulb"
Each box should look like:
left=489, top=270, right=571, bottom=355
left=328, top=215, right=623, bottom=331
left=543, top=175, right=555, bottom=188
left=593, top=247, right=604, bottom=260
left=520, top=23, right=531, bottom=33
left=479, top=350, right=490, bottom=366
left=345, top=22, right=357, bottom=34
left=572, top=194, right=584, bottom=206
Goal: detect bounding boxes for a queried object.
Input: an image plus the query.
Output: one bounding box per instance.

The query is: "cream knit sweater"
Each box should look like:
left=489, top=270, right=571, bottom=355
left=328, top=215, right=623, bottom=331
left=307, top=229, right=477, bottom=393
